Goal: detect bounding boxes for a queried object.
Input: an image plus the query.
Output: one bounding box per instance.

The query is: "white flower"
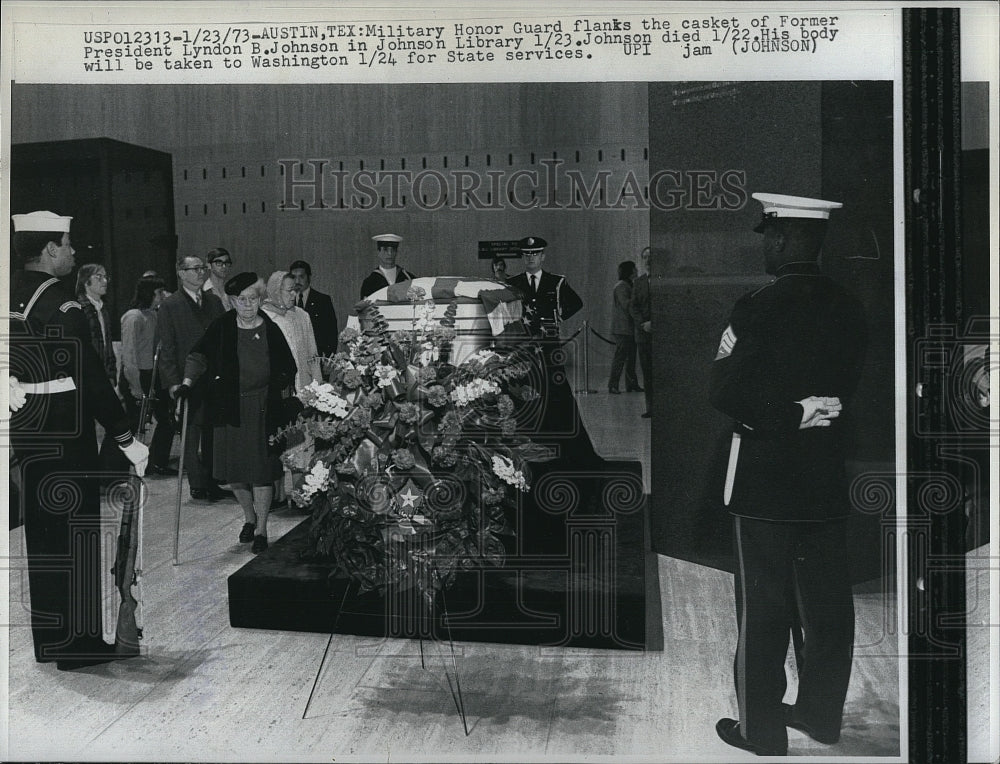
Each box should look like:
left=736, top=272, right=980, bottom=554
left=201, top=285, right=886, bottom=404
left=299, top=380, right=350, bottom=418
left=491, top=455, right=528, bottom=492
left=451, top=378, right=500, bottom=406
left=472, top=349, right=500, bottom=363
left=374, top=364, right=400, bottom=387
left=298, top=460, right=332, bottom=502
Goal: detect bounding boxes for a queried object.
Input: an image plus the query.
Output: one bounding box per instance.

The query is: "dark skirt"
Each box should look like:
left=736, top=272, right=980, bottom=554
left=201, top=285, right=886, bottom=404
left=213, top=386, right=282, bottom=485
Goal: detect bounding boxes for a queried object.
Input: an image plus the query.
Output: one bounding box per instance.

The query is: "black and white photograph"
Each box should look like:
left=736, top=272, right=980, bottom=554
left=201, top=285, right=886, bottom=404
left=2, top=2, right=997, bottom=762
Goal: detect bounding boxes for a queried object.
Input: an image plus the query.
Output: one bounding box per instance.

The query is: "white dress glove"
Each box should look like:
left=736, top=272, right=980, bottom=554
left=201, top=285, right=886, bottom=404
left=119, top=439, right=150, bottom=477
left=8, top=375, right=28, bottom=413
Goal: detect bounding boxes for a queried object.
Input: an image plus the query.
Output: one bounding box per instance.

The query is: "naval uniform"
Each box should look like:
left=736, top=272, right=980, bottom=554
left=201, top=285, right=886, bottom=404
left=9, top=270, right=134, bottom=662
left=708, top=261, right=867, bottom=753
left=360, top=266, right=417, bottom=300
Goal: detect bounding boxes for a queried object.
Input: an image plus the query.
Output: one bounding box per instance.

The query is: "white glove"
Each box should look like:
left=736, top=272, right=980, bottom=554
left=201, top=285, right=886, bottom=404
left=119, top=439, right=150, bottom=477
left=797, top=396, right=842, bottom=429
left=8, top=375, right=28, bottom=413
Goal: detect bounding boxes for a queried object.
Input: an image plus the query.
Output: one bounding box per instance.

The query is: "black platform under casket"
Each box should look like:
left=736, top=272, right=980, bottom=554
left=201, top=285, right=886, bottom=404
left=228, top=349, right=660, bottom=651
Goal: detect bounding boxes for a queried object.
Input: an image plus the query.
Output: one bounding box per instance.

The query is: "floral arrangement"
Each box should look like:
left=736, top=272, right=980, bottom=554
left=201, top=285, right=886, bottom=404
left=274, top=286, right=551, bottom=607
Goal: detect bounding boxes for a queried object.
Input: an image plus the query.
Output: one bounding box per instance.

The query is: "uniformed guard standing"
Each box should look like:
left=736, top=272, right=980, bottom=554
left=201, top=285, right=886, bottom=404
left=506, top=236, right=583, bottom=336
left=8, top=210, right=149, bottom=670
left=360, top=234, right=417, bottom=298
left=709, top=194, right=868, bottom=756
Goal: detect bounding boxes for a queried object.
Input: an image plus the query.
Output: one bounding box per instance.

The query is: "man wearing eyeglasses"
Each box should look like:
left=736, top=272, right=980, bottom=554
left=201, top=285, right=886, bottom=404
left=157, top=255, right=231, bottom=502
left=202, top=247, right=235, bottom=311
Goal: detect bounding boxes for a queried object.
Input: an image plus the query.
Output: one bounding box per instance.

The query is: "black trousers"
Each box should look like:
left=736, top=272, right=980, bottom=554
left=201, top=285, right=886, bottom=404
left=14, top=403, right=107, bottom=661
left=732, top=516, right=855, bottom=753
left=608, top=333, right=638, bottom=391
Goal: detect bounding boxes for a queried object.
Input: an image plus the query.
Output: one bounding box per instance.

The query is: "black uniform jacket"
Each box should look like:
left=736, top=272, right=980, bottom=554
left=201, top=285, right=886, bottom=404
left=10, top=270, right=131, bottom=446
left=708, top=262, right=867, bottom=522
left=507, top=270, right=583, bottom=331
left=300, top=287, right=338, bottom=358
left=360, top=266, right=418, bottom=300
left=184, top=311, right=297, bottom=436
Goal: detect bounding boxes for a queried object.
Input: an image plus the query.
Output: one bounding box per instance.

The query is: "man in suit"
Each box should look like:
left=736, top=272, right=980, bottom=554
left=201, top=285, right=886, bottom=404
left=608, top=259, right=642, bottom=394
left=201, top=247, right=235, bottom=311
left=360, top=233, right=417, bottom=298
left=709, top=193, right=868, bottom=756
left=629, top=247, right=653, bottom=418
left=507, top=236, right=583, bottom=336
left=9, top=210, right=148, bottom=670
left=158, top=254, right=230, bottom=502
left=288, top=259, right=338, bottom=358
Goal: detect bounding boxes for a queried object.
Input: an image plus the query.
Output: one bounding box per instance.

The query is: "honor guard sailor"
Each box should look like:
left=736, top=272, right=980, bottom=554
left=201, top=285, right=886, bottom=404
left=360, top=233, right=417, bottom=298
left=507, top=236, right=583, bottom=337
left=8, top=210, right=148, bottom=670
left=709, top=193, right=868, bottom=756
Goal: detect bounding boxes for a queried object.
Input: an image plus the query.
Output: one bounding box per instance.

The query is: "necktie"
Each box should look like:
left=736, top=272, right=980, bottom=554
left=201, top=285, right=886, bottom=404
left=297, top=294, right=304, bottom=309
left=530, top=274, right=537, bottom=293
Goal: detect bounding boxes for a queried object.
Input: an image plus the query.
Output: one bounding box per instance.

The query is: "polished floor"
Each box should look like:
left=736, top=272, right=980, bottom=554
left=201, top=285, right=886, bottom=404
left=3, top=353, right=923, bottom=761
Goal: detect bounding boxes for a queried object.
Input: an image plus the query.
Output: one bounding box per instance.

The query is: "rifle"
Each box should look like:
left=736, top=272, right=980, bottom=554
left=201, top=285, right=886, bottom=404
left=112, top=344, right=158, bottom=654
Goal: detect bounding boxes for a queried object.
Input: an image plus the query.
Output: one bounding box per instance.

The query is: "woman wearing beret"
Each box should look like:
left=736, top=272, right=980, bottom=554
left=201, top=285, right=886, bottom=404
left=177, top=272, right=297, bottom=553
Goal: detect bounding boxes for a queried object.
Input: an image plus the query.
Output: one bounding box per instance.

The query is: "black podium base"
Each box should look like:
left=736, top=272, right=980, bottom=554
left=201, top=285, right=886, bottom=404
left=228, top=483, right=654, bottom=650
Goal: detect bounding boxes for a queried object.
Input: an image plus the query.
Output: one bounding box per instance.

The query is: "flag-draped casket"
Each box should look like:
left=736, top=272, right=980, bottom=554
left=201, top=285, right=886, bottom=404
left=348, top=277, right=524, bottom=364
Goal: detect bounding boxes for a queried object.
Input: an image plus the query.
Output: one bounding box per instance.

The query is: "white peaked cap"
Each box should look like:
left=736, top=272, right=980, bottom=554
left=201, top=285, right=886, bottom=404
left=12, top=211, right=73, bottom=233
left=752, top=193, right=842, bottom=220
left=372, top=233, right=403, bottom=245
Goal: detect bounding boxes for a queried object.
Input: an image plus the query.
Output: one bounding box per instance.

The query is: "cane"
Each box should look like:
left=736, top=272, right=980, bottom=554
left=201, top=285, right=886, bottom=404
left=172, top=396, right=189, bottom=565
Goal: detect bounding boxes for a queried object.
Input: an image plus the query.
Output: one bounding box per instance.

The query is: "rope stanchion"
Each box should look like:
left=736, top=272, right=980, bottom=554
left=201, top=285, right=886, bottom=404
left=588, top=325, right=617, bottom=346
left=574, top=320, right=599, bottom=395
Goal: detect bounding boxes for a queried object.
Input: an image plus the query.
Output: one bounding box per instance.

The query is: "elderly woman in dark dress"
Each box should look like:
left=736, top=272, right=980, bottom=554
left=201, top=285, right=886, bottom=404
left=177, top=272, right=297, bottom=553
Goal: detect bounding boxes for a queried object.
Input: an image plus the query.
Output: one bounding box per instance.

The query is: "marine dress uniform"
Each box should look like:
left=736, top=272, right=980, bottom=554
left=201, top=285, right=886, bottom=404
left=8, top=211, right=146, bottom=669
left=709, top=194, right=868, bottom=755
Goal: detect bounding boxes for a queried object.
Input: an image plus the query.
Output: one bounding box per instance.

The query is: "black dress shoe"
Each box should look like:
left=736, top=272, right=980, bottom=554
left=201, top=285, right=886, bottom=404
left=626, top=385, right=644, bottom=392
left=251, top=535, right=268, bottom=554
left=608, top=388, right=622, bottom=395
left=782, top=704, right=840, bottom=744
left=641, top=412, right=651, bottom=418
left=239, top=523, right=256, bottom=543
left=206, top=486, right=236, bottom=501
left=715, top=718, right=786, bottom=756
left=147, top=463, right=179, bottom=477
left=190, top=488, right=210, bottom=501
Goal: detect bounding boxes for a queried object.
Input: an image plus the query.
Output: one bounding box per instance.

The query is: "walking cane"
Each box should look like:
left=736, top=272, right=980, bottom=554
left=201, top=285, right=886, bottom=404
left=172, top=396, right=189, bottom=565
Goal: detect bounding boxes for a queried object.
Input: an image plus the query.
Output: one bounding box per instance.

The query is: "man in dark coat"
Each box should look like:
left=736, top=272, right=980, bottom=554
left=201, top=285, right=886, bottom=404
left=8, top=210, right=148, bottom=670
left=360, top=233, right=417, bottom=299
left=289, top=259, right=338, bottom=358
left=709, top=193, right=868, bottom=756
left=158, top=254, right=229, bottom=501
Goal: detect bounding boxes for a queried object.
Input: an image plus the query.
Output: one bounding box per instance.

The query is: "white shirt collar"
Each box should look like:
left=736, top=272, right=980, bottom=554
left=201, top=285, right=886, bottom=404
left=86, top=294, right=104, bottom=311
left=183, top=286, right=202, bottom=303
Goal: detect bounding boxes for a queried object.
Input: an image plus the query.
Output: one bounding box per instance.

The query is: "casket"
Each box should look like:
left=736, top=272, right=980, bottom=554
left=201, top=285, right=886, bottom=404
left=348, top=277, right=524, bottom=364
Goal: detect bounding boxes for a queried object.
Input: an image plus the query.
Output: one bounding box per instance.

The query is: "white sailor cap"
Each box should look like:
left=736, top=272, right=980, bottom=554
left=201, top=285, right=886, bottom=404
left=752, top=193, right=842, bottom=232
left=12, top=210, right=73, bottom=233
left=372, top=233, right=403, bottom=247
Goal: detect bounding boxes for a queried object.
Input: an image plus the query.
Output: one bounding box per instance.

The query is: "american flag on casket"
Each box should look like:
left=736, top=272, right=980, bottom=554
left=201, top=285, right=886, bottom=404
left=348, top=277, right=523, bottom=336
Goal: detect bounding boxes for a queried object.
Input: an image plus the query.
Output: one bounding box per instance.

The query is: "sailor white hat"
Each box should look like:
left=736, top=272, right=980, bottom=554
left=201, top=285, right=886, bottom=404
left=372, top=233, right=403, bottom=246
left=12, top=210, right=73, bottom=233
left=752, top=193, right=842, bottom=232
